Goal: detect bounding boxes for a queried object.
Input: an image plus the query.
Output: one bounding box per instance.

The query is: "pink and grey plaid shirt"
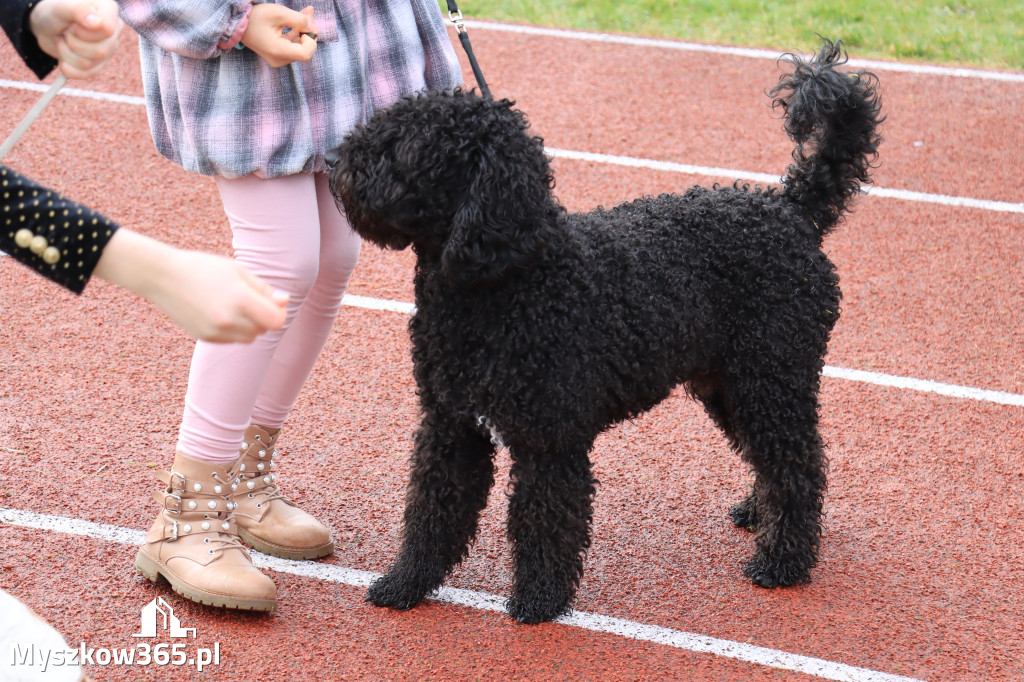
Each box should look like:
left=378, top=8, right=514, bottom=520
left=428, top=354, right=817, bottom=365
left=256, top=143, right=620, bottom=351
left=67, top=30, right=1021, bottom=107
left=119, top=0, right=463, bottom=179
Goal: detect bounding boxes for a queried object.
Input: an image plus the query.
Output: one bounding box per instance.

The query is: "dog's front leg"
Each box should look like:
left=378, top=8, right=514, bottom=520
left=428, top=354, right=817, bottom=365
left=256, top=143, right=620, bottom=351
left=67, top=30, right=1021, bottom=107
left=366, top=414, right=496, bottom=611
left=505, top=445, right=598, bottom=624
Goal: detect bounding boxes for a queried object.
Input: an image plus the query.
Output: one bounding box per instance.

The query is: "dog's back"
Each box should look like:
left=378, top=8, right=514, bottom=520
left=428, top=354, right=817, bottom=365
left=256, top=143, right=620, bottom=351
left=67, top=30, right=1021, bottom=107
left=416, top=180, right=837, bottom=444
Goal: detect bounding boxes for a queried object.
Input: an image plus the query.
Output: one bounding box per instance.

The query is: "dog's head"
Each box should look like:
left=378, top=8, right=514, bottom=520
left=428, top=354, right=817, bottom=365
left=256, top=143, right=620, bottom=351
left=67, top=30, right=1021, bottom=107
left=329, top=89, right=562, bottom=285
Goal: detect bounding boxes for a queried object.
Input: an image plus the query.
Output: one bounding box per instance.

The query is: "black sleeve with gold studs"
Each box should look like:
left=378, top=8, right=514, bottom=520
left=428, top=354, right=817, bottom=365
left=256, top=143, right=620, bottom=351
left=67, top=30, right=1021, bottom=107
left=1, top=165, right=120, bottom=294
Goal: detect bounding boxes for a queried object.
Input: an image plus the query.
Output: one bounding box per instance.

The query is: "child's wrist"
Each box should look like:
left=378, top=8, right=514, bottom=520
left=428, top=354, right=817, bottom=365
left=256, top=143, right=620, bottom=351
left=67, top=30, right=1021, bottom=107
left=217, top=4, right=253, bottom=51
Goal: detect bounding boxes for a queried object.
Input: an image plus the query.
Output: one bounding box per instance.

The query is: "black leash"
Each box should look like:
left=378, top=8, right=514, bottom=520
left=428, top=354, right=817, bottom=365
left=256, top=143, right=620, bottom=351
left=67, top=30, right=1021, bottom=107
left=444, top=0, right=491, bottom=99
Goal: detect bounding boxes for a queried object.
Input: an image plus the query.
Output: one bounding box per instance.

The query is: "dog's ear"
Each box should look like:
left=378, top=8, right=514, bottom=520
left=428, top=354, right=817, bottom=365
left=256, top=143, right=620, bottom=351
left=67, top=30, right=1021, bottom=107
left=441, top=116, right=561, bottom=286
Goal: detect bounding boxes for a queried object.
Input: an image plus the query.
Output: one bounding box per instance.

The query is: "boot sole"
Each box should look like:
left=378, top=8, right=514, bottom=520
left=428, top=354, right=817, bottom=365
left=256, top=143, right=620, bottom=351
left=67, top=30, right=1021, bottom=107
left=134, top=550, right=276, bottom=612
left=237, top=528, right=335, bottom=560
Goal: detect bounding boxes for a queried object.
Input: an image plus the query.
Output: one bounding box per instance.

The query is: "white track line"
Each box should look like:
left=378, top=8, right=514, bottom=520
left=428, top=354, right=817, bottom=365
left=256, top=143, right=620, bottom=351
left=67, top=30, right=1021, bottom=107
left=1, top=81, right=1022, bottom=215
left=0, top=78, right=146, bottom=105
left=0, top=507, right=924, bottom=682
left=468, top=20, right=1024, bottom=84
left=548, top=147, right=778, bottom=186
left=547, top=149, right=1024, bottom=214
left=342, top=293, right=416, bottom=315
left=341, top=294, right=1024, bottom=408
left=822, top=367, right=1024, bottom=407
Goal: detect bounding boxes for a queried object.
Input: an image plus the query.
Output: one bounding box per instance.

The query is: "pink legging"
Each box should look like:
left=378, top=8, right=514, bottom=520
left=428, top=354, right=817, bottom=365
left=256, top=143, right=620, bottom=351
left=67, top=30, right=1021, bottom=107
left=177, top=173, right=361, bottom=463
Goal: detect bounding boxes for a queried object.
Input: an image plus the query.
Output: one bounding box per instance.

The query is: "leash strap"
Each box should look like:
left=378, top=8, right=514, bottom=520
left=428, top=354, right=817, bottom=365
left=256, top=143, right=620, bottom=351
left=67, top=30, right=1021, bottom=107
left=0, top=74, right=68, bottom=163
left=444, top=0, right=491, bottom=99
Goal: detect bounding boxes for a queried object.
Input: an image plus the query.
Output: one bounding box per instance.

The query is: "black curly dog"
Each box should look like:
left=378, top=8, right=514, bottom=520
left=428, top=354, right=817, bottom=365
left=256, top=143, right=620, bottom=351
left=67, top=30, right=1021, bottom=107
left=330, top=39, right=882, bottom=624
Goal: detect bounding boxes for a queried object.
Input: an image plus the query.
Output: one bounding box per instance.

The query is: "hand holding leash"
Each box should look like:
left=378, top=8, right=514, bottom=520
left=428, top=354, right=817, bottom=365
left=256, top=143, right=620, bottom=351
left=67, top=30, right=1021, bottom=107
left=2, top=0, right=123, bottom=161
left=29, top=0, right=123, bottom=79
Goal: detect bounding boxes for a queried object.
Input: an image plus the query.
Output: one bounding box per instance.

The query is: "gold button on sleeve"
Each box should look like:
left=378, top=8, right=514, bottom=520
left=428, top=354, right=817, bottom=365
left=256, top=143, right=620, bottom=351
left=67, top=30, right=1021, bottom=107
left=30, top=235, right=49, bottom=254
left=14, top=228, right=33, bottom=248
left=42, top=246, right=61, bottom=264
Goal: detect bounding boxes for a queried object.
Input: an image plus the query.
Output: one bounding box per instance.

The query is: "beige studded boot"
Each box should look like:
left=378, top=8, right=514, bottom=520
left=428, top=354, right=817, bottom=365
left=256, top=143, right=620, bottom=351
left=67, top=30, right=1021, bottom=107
left=134, top=452, right=277, bottom=612
left=229, top=424, right=335, bottom=560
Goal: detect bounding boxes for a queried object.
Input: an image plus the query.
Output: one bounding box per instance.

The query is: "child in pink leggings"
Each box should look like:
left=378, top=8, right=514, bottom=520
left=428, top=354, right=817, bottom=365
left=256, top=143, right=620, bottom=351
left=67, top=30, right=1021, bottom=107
left=120, top=0, right=462, bottom=611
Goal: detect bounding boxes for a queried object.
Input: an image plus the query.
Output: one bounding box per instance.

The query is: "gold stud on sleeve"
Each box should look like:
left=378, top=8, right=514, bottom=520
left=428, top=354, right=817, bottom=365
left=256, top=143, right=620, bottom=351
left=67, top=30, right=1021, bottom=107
left=29, top=235, right=49, bottom=254
left=14, top=228, right=33, bottom=248
left=42, top=246, right=61, bottom=264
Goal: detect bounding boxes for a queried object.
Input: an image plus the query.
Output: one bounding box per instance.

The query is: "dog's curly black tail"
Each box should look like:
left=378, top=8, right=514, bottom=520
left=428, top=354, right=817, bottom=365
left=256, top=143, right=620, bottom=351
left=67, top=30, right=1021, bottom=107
left=771, top=38, right=884, bottom=236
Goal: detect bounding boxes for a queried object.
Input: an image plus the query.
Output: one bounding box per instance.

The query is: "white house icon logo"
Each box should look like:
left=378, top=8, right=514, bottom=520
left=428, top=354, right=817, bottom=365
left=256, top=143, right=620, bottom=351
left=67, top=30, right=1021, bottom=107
left=132, top=597, right=197, bottom=639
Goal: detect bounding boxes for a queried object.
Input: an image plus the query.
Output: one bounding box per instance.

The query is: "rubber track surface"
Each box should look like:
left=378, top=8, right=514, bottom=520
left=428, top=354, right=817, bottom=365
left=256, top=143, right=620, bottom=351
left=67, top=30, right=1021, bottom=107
left=1, top=24, right=1022, bottom=681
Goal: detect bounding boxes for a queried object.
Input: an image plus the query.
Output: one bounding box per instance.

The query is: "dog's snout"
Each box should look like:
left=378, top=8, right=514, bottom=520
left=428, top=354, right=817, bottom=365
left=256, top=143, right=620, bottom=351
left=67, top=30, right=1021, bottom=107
left=324, top=146, right=342, bottom=170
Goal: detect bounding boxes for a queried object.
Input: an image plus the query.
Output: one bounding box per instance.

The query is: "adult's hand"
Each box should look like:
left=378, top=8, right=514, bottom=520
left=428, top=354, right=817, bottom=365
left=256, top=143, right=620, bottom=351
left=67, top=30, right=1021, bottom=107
left=242, top=4, right=317, bottom=68
left=28, top=0, right=122, bottom=79
left=94, top=229, right=290, bottom=343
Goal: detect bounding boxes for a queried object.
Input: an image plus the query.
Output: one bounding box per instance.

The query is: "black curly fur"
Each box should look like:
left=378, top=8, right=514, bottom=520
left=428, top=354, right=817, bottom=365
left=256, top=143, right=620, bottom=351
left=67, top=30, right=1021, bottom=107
left=330, top=38, right=883, bottom=624
left=772, top=40, right=883, bottom=232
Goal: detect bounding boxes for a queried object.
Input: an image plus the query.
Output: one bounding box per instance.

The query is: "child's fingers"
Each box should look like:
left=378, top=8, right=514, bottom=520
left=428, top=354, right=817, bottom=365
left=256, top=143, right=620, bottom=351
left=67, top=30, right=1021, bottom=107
left=244, top=3, right=318, bottom=67
left=68, top=0, right=121, bottom=41
left=61, top=22, right=117, bottom=58
left=278, top=34, right=317, bottom=62
left=55, top=38, right=105, bottom=78
left=57, top=26, right=119, bottom=77
left=281, top=5, right=316, bottom=41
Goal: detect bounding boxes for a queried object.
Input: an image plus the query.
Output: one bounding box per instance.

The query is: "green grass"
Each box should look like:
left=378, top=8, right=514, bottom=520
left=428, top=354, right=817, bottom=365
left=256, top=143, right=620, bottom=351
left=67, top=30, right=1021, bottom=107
left=453, top=0, right=1024, bottom=71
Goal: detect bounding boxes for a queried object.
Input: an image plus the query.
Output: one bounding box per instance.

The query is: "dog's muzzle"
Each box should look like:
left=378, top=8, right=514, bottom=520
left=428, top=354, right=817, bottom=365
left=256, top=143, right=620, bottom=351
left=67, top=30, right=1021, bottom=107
left=324, top=146, right=342, bottom=170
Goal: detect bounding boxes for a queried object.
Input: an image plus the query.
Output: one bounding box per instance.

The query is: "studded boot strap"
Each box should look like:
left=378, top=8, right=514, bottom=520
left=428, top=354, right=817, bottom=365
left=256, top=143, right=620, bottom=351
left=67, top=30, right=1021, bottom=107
left=146, top=467, right=249, bottom=562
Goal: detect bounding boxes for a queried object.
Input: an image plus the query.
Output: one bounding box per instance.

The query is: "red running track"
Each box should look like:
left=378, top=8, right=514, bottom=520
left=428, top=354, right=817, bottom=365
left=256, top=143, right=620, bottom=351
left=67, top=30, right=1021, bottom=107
left=1, top=21, right=1022, bottom=681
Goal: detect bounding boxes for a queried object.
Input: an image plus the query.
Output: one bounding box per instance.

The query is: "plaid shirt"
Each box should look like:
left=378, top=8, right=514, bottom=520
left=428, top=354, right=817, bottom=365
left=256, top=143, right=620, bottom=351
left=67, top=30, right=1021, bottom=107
left=119, top=0, right=463, bottom=179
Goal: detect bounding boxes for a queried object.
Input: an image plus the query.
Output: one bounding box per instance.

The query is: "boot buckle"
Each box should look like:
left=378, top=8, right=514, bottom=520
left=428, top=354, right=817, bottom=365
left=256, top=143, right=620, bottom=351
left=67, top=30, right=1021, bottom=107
left=164, top=494, right=183, bottom=513
left=169, top=471, right=186, bottom=493
left=165, top=520, right=179, bottom=541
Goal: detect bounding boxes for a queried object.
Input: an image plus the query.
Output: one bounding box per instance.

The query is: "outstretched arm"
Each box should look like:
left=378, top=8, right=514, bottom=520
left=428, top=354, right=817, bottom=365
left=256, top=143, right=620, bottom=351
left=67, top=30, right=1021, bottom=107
left=1, top=166, right=287, bottom=343
left=93, top=229, right=289, bottom=343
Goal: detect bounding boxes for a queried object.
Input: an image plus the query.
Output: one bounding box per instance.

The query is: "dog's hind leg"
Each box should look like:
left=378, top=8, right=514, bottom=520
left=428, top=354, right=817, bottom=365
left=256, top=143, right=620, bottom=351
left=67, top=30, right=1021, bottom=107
left=687, top=372, right=759, bottom=531
left=723, top=365, right=828, bottom=588
left=366, top=414, right=496, bottom=611
left=505, top=444, right=598, bottom=624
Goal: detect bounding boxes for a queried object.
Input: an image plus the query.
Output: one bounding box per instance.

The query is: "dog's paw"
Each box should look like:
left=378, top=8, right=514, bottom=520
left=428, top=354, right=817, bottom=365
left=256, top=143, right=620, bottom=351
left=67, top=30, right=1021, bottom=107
left=743, top=552, right=812, bottom=589
left=729, top=498, right=757, bottom=532
left=365, top=573, right=430, bottom=611
left=506, top=594, right=570, bottom=624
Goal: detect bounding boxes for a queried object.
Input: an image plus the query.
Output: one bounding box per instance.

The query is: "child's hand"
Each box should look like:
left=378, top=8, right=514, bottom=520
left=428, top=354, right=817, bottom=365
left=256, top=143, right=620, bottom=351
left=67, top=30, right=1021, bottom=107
left=28, top=0, right=123, bottom=79
left=242, top=4, right=317, bottom=68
